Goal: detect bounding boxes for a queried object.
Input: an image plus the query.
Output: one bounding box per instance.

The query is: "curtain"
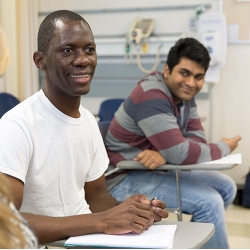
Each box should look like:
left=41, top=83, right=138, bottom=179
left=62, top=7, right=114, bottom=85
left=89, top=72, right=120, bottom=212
left=0, top=0, right=39, bottom=100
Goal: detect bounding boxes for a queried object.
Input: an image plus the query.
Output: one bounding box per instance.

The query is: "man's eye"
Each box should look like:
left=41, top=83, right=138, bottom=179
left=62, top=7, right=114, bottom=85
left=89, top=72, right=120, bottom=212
left=85, top=47, right=95, bottom=54
left=63, top=48, right=73, bottom=53
left=196, top=75, right=204, bottom=81
left=180, top=71, right=188, bottom=77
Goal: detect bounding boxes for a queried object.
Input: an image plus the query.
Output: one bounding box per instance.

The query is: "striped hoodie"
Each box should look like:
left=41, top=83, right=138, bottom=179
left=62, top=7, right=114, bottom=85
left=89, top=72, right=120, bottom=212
left=105, top=72, right=230, bottom=167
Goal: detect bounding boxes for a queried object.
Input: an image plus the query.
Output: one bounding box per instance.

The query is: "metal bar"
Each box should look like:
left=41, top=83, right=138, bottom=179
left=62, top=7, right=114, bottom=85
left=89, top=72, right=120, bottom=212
left=104, top=168, right=120, bottom=177
left=175, top=169, right=183, bottom=221
left=39, top=4, right=211, bottom=16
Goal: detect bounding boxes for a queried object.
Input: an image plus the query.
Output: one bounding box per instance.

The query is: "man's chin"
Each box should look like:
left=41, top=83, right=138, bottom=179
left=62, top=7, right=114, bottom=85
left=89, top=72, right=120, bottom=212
left=181, top=95, right=194, bottom=102
left=77, top=86, right=91, bottom=96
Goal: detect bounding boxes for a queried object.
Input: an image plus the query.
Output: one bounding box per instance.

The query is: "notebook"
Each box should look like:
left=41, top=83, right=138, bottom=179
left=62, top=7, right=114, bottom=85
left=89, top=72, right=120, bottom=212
left=64, top=224, right=177, bottom=249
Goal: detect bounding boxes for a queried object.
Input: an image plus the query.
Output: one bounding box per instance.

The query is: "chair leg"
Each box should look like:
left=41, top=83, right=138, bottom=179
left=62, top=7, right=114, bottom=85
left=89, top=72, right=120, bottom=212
left=175, top=169, right=183, bottom=221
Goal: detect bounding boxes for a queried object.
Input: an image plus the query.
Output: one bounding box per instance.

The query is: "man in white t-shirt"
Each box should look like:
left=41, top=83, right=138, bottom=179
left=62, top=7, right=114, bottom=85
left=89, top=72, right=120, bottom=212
left=0, top=10, right=168, bottom=244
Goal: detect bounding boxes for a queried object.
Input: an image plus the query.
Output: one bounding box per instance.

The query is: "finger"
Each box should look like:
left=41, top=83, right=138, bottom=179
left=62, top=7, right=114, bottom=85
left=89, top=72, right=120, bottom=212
left=151, top=209, right=162, bottom=222
left=133, top=223, right=149, bottom=234
left=121, top=200, right=153, bottom=223
left=137, top=150, right=147, bottom=159
left=151, top=199, right=166, bottom=209
left=129, top=195, right=150, bottom=205
left=234, top=135, right=241, bottom=142
left=145, top=216, right=155, bottom=230
left=152, top=206, right=169, bottom=220
left=143, top=159, right=153, bottom=168
left=133, top=214, right=153, bottom=231
left=231, top=135, right=240, bottom=142
left=139, top=157, right=149, bottom=166
left=132, top=204, right=154, bottom=226
left=149, top=162, right=158, bottom=170
left=130, top=223, right=145, bottom=234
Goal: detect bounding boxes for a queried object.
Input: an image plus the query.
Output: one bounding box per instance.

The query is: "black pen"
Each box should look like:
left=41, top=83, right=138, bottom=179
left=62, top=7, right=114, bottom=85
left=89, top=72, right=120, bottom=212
left=149, top=197, right=157, bottom=207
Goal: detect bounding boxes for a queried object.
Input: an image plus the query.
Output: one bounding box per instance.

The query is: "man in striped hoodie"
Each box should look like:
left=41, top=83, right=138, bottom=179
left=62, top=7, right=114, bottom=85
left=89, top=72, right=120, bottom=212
left=105, top=38, right=241, bottom=249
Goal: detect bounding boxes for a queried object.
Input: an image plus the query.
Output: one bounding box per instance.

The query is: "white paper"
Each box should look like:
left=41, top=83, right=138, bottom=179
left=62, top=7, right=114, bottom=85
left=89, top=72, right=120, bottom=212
left=64, top=224, right=177, bottom=249
left=201, top=153, right=242, bottom=165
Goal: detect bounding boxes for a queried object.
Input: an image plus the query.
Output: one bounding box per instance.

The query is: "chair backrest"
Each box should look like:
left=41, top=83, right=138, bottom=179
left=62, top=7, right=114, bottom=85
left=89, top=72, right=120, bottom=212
left=98, top=98, right=124, bottom=122
left=98, top=120, right=111, bottom=141
left=0, top=92, right=20, bottom=118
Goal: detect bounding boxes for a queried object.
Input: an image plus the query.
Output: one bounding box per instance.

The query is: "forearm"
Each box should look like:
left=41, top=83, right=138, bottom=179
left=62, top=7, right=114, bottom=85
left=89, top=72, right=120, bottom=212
left=21, top=197, right=157, bottom=244
left=88, top=192, right=118, bottom=213
left=85, top=175, right=118, bottom=213
left=21, top=212, right=105, bottom=244
left=160, top=140, right=227, bottom=165
left=184, top=132, right=206, bottom=143
left=146, top=116, right=222, bottom=164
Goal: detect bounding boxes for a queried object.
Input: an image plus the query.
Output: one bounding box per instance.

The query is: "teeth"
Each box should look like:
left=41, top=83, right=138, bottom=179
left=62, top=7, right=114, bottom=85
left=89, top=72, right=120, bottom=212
left=70, top=75, right=88, bottom=79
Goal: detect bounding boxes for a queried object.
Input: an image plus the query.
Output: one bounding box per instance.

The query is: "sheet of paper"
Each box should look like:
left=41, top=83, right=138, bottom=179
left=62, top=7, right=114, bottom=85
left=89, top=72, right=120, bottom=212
left=64, top=224, right=177, bottom=249
left=201, top=153, right=242, bottom=165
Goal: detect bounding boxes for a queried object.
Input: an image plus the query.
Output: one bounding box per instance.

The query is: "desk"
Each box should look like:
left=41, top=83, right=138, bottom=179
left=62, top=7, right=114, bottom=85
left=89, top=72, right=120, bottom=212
left=43, top=221, right=214, bottom=249
left=106, top=161, right=237, bottom=220
left=116, top=161, right=237, bottom=171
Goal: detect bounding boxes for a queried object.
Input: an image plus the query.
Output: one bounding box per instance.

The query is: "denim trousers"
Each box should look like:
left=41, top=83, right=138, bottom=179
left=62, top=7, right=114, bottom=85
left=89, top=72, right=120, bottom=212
left=109, top=169, right=237, bottom=249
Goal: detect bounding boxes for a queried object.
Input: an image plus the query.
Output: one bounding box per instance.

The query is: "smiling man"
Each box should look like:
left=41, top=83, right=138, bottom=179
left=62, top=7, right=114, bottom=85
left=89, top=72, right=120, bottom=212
left=0, top=10, right=168, bottom=244
left=105, top=38, right=241, bottom=249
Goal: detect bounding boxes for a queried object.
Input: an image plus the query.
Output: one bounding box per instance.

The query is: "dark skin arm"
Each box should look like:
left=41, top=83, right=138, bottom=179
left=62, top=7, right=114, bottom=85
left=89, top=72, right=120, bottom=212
left=6, top=174, right=168, bottom=244
left=85, top=175, right=118, bottom=212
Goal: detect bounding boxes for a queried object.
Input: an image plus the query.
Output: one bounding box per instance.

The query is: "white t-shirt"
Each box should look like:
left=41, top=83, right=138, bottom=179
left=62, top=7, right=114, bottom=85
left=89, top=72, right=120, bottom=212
left=0, top=90, right=109, bottom=216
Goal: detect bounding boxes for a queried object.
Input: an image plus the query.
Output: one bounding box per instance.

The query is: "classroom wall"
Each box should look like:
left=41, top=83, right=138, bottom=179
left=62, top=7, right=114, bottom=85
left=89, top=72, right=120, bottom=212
left=1, top=0, right=249, bottom=184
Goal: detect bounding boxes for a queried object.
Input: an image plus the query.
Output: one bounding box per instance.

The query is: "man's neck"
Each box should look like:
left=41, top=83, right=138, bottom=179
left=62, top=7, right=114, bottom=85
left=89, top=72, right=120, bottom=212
left=42, top=87, right=81, bottom=118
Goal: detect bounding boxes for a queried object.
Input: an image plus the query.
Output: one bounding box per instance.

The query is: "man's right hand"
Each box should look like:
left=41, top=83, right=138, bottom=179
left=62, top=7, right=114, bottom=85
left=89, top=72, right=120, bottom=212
left=134, top=150, right=166, bottom=169
left=221, top=135, right=241, bottom=152
left=98, top=195, right=154, bottom=235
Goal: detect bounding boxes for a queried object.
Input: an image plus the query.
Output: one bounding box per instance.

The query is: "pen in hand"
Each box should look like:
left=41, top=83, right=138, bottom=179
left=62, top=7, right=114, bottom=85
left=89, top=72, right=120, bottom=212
left=149, top=197, right=157, bottom=207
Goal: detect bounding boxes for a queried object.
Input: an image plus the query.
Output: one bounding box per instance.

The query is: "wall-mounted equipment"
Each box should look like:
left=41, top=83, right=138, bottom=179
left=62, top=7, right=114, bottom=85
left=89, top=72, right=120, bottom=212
left=125, top=17, right=163, bottom=74
left=198, top=12, right=227, bottom=68
left=128, top=18, right=155, bottom=44
left=200, top=30, right=222, bottom=66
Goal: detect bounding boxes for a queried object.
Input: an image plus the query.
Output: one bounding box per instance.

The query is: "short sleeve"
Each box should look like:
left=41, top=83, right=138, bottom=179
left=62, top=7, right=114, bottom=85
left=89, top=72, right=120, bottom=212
left=0, top=119, right=31, bottom=183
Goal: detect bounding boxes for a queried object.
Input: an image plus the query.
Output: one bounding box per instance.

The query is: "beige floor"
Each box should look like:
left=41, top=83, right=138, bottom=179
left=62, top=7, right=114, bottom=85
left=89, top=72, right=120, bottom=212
left=225, top=205, right=250, bottom=249
left=166, top=204, right=250, bottom=249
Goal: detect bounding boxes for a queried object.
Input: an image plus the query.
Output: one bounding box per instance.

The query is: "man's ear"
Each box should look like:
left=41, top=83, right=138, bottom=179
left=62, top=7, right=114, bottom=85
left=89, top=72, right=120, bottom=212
left=163, top=64, right=170, bottom=79
left=33, top=51, right=46, bottom=70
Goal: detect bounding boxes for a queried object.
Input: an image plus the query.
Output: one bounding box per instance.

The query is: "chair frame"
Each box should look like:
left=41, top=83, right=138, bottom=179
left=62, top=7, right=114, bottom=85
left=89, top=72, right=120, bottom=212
left=99, top=120, right=236, bottom=221
left=105, top=161, right=236, bottom=221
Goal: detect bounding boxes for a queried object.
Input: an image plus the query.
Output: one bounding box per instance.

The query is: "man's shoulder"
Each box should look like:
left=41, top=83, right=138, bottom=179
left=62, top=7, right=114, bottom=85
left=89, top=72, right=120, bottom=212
left=137, top=72, right=169, bottom=95
left=1, top=91, right=41, bottom=121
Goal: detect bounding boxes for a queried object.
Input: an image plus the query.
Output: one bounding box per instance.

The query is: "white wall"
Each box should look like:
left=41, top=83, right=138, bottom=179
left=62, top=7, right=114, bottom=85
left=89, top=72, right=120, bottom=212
left=213, top=45, right=250, bottom=184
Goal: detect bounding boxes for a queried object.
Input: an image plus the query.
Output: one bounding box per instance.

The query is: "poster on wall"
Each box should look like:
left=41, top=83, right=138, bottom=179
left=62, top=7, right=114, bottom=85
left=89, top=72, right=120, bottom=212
left=224, top=0, right=250, bottom=44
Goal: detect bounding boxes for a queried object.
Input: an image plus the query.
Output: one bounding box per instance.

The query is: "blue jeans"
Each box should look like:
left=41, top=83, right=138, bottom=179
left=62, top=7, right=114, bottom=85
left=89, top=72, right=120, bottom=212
left=109, top=170, right=236, bottom=249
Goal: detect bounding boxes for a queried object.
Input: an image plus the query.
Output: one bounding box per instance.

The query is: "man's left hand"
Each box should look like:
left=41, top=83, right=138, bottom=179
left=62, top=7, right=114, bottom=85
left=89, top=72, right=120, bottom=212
left=127, top=194, right=168, bottom=222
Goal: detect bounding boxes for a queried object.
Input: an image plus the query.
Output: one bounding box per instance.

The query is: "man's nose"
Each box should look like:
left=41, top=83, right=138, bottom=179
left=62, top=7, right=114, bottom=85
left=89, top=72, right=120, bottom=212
left=73, top=51, right=91, bottom=66
left=185, top=76, right=196, bottom=87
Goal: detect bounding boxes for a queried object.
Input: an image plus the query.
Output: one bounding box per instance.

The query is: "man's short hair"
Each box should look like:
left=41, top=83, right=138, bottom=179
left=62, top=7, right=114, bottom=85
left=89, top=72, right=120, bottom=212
left=37, top=10, right=90, bottom=54
left=166, top=37, right=210, bottom=73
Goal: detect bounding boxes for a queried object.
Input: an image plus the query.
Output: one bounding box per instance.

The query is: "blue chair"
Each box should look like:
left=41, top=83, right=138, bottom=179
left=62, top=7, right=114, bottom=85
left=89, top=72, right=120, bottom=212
left=0, top=92, right=20, bottom=118
left=98, top=120, right=111, bottom=141
left=98, top=98, right=125, bottom=122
